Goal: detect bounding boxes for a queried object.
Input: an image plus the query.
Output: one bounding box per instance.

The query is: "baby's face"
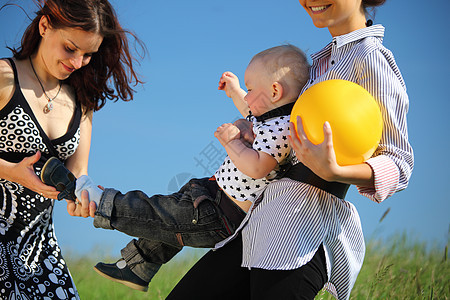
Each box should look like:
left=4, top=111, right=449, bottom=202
left=243, top=59, right=275, bottom=117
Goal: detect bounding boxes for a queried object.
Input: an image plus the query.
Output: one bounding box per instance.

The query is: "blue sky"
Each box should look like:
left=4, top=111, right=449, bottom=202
left=1, top=0, right=449, bottom=255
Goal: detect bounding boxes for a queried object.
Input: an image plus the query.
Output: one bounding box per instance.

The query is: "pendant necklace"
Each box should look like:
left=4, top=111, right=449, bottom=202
left=29, top=57, right=62, bottom=113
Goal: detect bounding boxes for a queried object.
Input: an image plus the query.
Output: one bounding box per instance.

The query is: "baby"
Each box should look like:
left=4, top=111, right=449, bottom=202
left=42, top=44, right=310, bottom=291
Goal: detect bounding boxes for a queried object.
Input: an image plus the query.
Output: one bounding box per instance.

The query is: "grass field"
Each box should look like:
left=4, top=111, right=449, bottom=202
left=68, top=235, right=449, bottom=299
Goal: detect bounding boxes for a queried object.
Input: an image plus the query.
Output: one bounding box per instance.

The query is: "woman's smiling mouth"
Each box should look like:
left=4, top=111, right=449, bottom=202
left=310, top=5, right=331, bottom=13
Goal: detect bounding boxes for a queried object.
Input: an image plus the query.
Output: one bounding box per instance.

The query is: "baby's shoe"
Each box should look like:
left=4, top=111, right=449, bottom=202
left=94, top=259, right=149, bottom=292
left=40, top=157, right=76, bottom=200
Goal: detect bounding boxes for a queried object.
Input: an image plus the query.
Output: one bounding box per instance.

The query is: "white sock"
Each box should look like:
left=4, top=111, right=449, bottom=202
left=75, top=175, right=103, bottom=206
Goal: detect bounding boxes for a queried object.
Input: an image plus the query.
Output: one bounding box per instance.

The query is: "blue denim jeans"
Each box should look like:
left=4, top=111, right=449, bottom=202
left=94, top=177, right=246, bottom=283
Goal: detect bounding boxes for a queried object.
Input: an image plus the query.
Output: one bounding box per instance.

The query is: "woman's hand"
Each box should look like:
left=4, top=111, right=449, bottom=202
left=67, top=189, right=97, bottom=218
left=9, top=151, right=59, bottom=199
left=288, top=116, right=341, bottom=182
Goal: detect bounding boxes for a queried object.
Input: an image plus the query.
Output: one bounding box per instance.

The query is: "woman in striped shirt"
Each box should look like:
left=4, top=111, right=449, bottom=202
left=167, top=0, right=414, bottom=299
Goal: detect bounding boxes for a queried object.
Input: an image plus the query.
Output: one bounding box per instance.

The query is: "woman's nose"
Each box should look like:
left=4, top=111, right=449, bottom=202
left=70, top=55, right=83, bottom=69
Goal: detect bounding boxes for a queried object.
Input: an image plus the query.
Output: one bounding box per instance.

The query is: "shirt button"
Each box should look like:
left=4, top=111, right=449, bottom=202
left=331, top=60, right=335, bottom=65
left=310, top=79, right=314, bottom=84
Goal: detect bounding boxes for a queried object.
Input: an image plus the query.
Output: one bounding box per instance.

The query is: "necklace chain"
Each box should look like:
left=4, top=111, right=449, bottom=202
left=29, top=57, right=62, bottom=113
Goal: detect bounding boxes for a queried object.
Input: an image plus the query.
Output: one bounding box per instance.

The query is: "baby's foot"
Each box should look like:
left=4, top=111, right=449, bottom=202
left=94, top=259, right=149, bottom=292
left=40, top=157, right=76, bottom=200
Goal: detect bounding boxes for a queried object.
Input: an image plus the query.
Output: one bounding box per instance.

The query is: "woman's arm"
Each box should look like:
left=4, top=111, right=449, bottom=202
left=0, top=60, right=58, bottom=198
left=64, top=109, right=93, bottom=177
left=289, top=49, right=413, bottom=202
left=356, top=49, right=413, bottom=201
left=288, top=118, right=375, bottom=188
left=0, top=59, right=14, bottom=111
left=0, top=152, right=59, bottom=198
left=65, top=109, right=93, bottom=218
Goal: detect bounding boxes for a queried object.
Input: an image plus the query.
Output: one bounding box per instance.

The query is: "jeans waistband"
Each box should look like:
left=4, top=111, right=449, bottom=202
left=207, top=176, right=246, bottom=227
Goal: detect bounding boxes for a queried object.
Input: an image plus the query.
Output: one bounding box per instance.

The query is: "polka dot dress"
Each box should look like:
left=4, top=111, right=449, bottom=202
left=0, top=59, right=81, bottom=299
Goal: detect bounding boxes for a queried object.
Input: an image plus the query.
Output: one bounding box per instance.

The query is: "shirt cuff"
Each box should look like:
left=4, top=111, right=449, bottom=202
left=357, top=155, right=399, bottom=203
left=93, top=188, right=119, bottom=229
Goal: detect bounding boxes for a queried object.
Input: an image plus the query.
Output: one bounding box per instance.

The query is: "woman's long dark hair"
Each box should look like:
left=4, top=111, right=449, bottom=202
left=362, top=0, right=386, bottom=7
left=9, top=0, right=145, bottom=112
left=362, top=0, right=386, bottom=18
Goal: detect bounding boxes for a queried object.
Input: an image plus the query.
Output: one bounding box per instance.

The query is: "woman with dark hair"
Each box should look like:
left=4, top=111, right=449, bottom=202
left=0, top=0, right=142, bottom=298
left=166, top=0, right=413, bottom=299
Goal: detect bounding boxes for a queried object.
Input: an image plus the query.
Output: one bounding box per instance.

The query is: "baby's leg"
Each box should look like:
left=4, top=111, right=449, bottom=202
left=123, top=239, right=180, bottom=281
left=93, top=178, right=243, bottom=291
left=105, top=178, right=232, bottom=249
left=94, top=238, right=181, bottom=291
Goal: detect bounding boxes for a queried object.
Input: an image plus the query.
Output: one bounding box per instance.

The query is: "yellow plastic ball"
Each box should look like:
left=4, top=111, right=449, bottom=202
left=290, top=79, right=382, bottom=166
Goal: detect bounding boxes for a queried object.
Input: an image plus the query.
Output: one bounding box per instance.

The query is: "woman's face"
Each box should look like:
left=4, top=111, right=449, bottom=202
left=37, top=16, right=103, bottom=80
left=298, top=0, right=366, bottom=36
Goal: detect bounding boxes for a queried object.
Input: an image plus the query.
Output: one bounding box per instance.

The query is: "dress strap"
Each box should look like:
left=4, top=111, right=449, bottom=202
left=1, top=58, right=61, bottom=159
left=4, top=58, right=20, bottom=85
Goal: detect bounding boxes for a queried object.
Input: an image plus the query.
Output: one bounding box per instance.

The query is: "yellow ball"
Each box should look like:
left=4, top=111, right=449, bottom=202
left=290, top=79, right=383, bottom=166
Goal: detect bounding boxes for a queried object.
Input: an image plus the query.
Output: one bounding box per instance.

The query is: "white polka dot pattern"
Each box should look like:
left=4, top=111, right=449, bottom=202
left=0, top=106, right=47, bottom=153
left=0, top=75, right=81, bottom=299
left=0, top=105, right=80, bottom=160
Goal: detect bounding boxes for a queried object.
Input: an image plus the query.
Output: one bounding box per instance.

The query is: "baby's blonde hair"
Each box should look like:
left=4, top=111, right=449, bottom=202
left=250, top=44, right=310, bottom=100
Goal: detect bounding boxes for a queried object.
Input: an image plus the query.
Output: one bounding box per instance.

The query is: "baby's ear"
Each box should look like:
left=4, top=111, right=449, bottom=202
left=271, top=81, right=284, bottom=103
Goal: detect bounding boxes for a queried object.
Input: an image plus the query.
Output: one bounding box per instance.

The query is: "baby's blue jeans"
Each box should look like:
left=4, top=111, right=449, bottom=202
left=93, top=177, right=245, bottom=283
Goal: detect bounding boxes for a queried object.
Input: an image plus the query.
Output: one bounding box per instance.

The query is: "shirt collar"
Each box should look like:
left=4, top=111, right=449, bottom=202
left=334, top=24, right=385, bottom=48
left=248, top=102, right=295, bottom=122
left=311, top=24, right=385, bottom=61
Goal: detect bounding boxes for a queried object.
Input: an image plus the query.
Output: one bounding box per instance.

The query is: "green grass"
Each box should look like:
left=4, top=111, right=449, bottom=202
left=68, top=248, right=208, bottom=300
left=68, top=236, right=449, bottom=299
left=317, top=234, right=449, bottom=299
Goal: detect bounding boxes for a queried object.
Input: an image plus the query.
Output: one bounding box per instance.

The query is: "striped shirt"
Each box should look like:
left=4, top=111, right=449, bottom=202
left=215, top=25, right=414, bottom=300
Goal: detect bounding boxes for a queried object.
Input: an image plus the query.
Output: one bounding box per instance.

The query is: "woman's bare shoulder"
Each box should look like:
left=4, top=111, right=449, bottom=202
left=0, top=59, right=15, bottom=110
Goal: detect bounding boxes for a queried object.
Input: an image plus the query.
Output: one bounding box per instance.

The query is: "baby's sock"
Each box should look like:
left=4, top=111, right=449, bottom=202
left=75, top=175, right=103, bottom=206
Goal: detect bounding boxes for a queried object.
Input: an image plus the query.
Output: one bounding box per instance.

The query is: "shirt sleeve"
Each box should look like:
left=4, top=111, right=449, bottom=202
left=252, top=117, right=291, bottom=164
left=355, top=47, right=414, bottom=202
left=357, top=155, right=399, bottom=203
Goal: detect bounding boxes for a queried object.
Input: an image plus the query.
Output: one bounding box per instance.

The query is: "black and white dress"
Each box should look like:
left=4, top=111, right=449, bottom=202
left=0, top=58, right=81, bottom=299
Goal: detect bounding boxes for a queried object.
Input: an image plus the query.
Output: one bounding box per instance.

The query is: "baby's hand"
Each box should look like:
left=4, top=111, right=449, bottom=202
left=215, top=123, right=241, bottom=147
left=218, top=71, right=241, bottom=98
